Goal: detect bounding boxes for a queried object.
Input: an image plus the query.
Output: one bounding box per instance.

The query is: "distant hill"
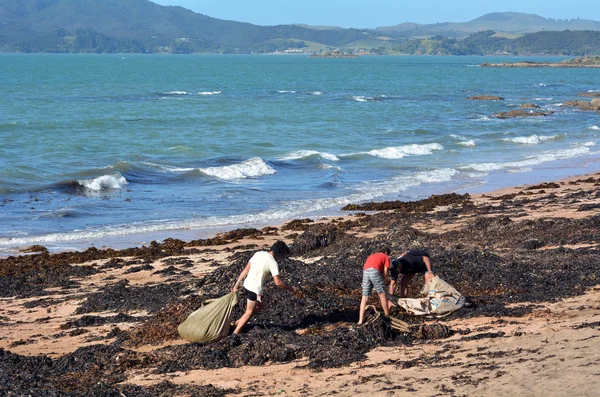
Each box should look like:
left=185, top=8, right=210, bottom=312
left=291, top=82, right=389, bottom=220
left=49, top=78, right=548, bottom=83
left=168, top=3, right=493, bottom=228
left=0, top=0, right=369, bottom=53
left=392, top=30, right=600, bottom=56
left=377, top=12, right=600, bottom=38
left=1, top=3, right=600, bottom=54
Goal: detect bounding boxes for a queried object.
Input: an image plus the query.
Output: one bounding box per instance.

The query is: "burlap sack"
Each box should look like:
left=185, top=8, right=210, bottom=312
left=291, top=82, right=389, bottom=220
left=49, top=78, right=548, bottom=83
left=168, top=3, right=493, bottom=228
left=178, top=291, right=238, bottom=343
left=395, top=276, right=465, bottom=317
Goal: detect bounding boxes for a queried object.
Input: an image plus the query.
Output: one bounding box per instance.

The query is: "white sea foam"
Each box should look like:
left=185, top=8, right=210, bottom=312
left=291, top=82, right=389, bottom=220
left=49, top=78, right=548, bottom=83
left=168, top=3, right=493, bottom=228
left=278, top=90, right=296, bottom=93
left=502, top=134, right=558, bottom=145
left=462, top=146, right=591, bottom=172
left=198, top=157, right=276, bottom=180
left=77, top=173, right=128, bottom=191
left=352, top=96, right=369, bottom=102
left=279, top=150, right=340, bottom=162
left=309, top=91, right=322, bottom=96
left=198, top=91, right=221, bottom=95
left=457, top=140, right=476, bottom=147
left=362, top=143, right=444, bottom=159
left=580, top=141, right=596, bottom=147
left=318, top=164, right=343, bottom=171
left=533, top=97, right=552, bottom=101
left=148, top=163, right=195, bottom=173
left=165, top=91, right=188, bottom=95
left=589, top=126, right=600, bottom=130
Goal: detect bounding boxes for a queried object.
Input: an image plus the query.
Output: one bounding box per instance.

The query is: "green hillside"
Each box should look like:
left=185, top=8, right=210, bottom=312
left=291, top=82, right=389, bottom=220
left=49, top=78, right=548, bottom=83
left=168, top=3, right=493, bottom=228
left=1, top=2, right=600, bottom=55
left=0, top=0, right=370, bottom=53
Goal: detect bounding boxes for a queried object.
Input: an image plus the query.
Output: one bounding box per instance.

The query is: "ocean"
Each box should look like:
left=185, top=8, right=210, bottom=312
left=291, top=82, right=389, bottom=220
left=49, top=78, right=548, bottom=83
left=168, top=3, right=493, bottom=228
left=1, top=54, right=599, bottom=255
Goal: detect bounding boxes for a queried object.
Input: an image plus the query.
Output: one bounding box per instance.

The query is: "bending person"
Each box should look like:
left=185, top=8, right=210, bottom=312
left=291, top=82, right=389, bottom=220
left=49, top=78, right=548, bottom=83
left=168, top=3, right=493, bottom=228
left=231, top=240, right=299, bottom=334
left=358, top=245, right=391, bottom=325
left=389, top=249, right=435, bottom=298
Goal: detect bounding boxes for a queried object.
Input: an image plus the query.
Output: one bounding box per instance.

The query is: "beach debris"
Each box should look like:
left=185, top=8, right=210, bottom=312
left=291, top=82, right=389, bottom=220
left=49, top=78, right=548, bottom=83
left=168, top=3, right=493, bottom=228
left=2, top=181, right=600, bottom=394
left=341, top=193, right=471, bottom=212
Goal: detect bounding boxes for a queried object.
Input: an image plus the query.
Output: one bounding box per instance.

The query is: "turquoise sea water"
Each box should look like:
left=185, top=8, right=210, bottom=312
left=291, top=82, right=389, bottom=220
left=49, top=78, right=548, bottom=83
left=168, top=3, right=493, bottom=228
left=1, top=54, right=599, bottom=254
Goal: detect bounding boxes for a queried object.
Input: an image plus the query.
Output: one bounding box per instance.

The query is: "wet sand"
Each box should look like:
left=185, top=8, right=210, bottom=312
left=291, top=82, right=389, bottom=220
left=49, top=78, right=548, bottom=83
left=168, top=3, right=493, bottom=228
left=1, top=172, right=600, bottom=396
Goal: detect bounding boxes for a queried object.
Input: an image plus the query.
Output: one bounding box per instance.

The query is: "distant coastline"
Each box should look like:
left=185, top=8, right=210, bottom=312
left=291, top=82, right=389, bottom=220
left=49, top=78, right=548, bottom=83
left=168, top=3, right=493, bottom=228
left=309, top=50, right=359, bottom=58
left=481, top=56, right=600, bottom=68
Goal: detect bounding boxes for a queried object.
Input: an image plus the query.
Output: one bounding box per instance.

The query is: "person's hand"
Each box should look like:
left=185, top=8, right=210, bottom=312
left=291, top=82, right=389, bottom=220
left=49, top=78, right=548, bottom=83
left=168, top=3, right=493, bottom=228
left=232, top=284, right=239, bottom=293
left=424, top=272, right=435, bottom=283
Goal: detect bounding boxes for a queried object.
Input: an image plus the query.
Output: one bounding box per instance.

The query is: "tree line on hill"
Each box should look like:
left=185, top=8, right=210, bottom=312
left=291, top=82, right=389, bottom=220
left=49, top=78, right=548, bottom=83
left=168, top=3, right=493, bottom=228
left=385, top=30, right=600, bottom=56
left=3, top=29, right=600, bottom=55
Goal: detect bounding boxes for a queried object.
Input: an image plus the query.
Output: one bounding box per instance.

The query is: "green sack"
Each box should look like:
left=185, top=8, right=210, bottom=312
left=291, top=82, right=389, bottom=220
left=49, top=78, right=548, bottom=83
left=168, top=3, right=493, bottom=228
left=177, top=291, right=239, bottom=343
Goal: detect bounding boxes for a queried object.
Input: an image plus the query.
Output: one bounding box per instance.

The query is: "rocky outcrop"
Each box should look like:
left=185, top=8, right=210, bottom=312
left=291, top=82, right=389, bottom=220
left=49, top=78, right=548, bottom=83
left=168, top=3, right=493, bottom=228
left=491, top=109, right=553, bottom=119
left=481, top=56, right=600, bottom=68
left=520, top=103, right=540, bottom=109
left=578, top=91, right=600, bottom=98
left=562, top=98, right=600, bottom=112
left=468, top=95, right=504, bottom=101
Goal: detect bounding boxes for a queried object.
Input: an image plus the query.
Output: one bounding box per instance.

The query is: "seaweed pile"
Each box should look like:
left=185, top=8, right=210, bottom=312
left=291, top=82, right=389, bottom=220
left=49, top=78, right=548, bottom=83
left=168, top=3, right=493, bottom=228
left=1, top=180, right=600, bottom=395
left=341, top=193, right=472, bottom=212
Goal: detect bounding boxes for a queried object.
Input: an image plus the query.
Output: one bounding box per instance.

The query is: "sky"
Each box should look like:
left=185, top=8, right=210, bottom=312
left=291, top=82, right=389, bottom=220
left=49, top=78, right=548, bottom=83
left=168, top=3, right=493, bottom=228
left=151, top=0, right=600, bottom=28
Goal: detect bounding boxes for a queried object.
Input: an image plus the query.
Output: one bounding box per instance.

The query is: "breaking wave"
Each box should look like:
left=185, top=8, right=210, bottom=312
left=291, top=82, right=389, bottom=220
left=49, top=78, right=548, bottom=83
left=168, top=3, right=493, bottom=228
left=77, top=173, right=128, bottom=191
left=357, top=143, right=444, bottom=159
left=198, top=157, right=276, bottom=180
left=502, top=134, right=559, bottom=145
left=279, top=150, right=340, bottom=162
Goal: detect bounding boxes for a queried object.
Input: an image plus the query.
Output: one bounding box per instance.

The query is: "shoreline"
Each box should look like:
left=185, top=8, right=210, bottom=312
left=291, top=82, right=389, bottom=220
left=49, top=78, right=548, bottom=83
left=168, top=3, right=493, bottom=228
left=3, top=161, right=600, bottom=258
left=1, top=171, right=600, bottom=396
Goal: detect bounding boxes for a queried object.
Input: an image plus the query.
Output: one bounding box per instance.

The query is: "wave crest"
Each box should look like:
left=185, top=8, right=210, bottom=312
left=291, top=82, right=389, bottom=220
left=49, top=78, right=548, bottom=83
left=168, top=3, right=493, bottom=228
left=198, top=157, right=276, bottom=180
left=365, top=143, right=444, bottom=159
left=279, top=150, right=340, bottom=162
left=77, top=173, right=128, bottom=191
left=502, top=134, right=558, bottom=145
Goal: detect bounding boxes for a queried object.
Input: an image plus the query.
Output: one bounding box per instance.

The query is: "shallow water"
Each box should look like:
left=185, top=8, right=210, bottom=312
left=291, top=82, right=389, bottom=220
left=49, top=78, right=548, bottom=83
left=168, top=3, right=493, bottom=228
left=1, top=54, right=599, bottom=253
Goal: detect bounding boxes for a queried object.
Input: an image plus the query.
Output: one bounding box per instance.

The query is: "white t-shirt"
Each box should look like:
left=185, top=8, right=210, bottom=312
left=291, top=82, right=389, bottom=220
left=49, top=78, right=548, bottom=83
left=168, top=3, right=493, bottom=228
left=243, top=251, right=280, bottom=295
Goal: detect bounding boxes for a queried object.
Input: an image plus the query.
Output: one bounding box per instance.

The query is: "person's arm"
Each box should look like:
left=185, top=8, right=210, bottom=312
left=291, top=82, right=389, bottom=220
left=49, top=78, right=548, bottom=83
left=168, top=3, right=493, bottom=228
left=273, top=275, right=298, bottom=294
left=232, top=261, right=252, bottom=292
left=423, top=256, right=434, bottom=274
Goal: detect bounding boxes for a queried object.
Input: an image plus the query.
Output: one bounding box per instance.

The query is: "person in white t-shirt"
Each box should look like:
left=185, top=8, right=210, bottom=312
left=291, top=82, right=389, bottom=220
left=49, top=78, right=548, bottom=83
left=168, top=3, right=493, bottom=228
left=231, top=240, right=299, bottom=334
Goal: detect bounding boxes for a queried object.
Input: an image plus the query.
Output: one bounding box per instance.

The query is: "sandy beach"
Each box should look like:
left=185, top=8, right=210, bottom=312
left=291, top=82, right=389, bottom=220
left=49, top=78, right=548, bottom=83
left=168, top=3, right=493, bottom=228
left=2, top=172, right=600, bottom=396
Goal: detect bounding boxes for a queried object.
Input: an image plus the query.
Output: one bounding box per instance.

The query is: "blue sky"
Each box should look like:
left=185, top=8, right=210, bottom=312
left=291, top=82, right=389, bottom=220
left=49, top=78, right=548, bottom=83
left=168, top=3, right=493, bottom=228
left=152, top=0, right=600, bottom=28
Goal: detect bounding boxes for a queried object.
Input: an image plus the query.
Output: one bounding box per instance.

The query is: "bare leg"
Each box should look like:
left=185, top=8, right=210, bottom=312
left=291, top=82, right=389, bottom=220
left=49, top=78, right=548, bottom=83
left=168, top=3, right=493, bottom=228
left=357, top=295, right=369, bottom=325
left=399, top=273, right=415, bottom=298
left=388, top=279, right=397, bottom=295
left=377, top=291, right=390, bottom=316
left=233, top=299, right=258, bottom=334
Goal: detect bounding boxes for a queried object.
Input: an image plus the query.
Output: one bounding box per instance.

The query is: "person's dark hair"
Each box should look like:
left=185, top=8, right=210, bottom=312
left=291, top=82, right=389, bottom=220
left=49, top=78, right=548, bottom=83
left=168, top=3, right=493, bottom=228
left=378, top=245, right=391, bottom=255
left=270, top=240, right=291, bottom=259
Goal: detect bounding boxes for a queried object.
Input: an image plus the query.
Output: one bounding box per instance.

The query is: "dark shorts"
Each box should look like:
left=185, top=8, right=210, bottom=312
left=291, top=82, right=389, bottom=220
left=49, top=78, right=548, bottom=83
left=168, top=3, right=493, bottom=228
left=244, top=288, right=261, bottom=302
